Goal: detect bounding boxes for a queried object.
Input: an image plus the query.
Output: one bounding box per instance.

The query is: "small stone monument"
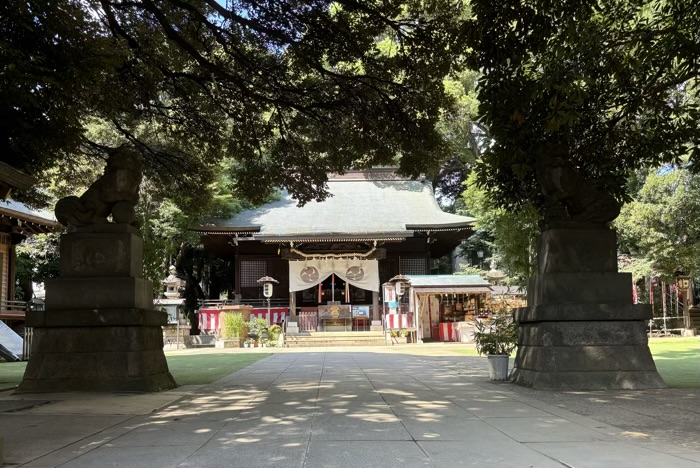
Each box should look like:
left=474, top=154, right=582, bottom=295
left=511, top=146, right=665, bottom=389
left=19, top=147, right=176, bottom=392
left=162, top=265, right=183, bottom=299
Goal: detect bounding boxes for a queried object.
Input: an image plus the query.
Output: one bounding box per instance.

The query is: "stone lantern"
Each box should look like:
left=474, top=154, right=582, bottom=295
left=486, top=259, right=506, bottom=285
left=389, top=274, right=411, bottom=312
left=162, top=265, right=183, bottom=299
left=257, top=276, right=279, bottom=325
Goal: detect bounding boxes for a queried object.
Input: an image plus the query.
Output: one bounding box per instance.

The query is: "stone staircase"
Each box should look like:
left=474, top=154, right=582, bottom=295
left=285, top=331, right=386, bottom=348
left=689, top=306, right=700, bottom=331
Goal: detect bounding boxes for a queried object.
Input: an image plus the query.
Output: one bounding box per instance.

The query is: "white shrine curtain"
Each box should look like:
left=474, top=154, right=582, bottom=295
left=288, top=259, right=380, bottom=292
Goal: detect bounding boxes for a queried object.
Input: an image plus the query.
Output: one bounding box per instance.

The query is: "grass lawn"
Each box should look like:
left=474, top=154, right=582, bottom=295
left=0, top=352, right=270, bottom=390
left=0, top=361, right=27, bottom=391
left=452, top=337, right=699, bottom=388
left=648, top=337, right=700, bottom=388
left=165, top=352, right=270, bottom=385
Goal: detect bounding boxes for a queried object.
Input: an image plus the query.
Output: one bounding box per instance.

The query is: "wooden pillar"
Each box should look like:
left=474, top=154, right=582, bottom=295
left=234, top=246, right=241, bottom=295
left=289, top=291, right=296, bottom=319
left=372, top=290, right=379, bottom=321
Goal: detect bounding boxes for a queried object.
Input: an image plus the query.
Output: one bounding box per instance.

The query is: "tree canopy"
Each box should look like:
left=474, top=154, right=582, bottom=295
left=3, top=0, right=467, bottom=207
left=459, top=172, right=539, bottom=284
left=466, top=0, right=700, bottom=211
left=615, top=164, right=700, bottom=280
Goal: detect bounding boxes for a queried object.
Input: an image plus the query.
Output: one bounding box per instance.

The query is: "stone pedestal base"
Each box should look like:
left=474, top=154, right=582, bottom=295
left=18, top=308, right=176, bottom=393
left=513, top=228, right=665, bottom=390
left=512, top=304, right=666, bottom=390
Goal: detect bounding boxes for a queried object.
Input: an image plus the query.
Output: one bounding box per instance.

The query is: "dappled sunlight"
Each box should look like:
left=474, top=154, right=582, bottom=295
left=373, top=388, right=415, bottom=396
left=281, top=442, right=303, bottom=447
left=87, top=351, right=500, bottom=453
left=398, top=400, right=451, bottom=410
left=279, top=400, right=315, bottom=406
left=466, top=395, right=513, bottom=403
left=346, top=412, right=399, bottom=423
left=225, top=437, right=261, bottom=443
left=621, top=431, right=650, bottom=439
left=273, top=383, right=321, bottom=391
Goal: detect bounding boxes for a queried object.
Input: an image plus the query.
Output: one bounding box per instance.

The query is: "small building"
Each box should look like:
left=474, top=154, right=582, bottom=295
left=400, top=274, right=492, bottom=342
left=0, top=163, right=60, bottom=362
left=0, top=200, right=60, bottom=306
left=195, top=169, right=475, bottom=336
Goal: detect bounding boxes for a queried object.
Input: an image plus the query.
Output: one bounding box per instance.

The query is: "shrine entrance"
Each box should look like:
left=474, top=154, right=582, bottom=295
left=296, top=274, right=375, bottom=332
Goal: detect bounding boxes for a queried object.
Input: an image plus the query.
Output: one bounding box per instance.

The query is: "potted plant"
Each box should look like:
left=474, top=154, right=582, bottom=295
left=395, top=328, right=408, bottom=344
left=249, top=317, right=269, bottom=342
left=472, top=309, right=518, bottom=381
left=217, top=312, right=248, bottom=348
left=268, top=324, right=282, bottom=348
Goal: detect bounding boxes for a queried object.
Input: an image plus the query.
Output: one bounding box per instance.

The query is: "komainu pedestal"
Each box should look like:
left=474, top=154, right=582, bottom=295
left=18, top=225, right=176, bottom=392
left=511, top=228, right=665, bottom=390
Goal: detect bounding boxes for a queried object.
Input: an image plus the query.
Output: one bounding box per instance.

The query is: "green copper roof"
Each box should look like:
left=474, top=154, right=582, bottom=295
left=198, top=171, right=475, bottom=238
left=405, top=275, right=490, bottom=287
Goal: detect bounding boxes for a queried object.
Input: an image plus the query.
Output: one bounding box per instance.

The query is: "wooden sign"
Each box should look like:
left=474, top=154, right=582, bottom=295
left=318, top=304, right=351, bottom=319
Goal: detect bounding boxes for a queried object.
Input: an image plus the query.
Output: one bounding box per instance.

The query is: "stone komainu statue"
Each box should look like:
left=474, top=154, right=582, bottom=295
left=55, top=147, right=143, bottom=228
left=536, top=145, right=621, bottom=228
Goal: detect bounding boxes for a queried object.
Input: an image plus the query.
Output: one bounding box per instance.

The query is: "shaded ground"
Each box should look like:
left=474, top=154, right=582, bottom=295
left=0, top=352, right=271, bottom=390
left=1, top=348, right=699, bottom=467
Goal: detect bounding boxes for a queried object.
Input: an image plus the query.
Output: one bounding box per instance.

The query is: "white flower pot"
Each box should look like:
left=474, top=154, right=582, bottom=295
left=487, top=354, right=510, bottom=381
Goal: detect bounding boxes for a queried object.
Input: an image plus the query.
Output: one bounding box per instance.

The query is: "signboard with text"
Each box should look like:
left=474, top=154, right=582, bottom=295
left=352, top=305, right=370, bottom=317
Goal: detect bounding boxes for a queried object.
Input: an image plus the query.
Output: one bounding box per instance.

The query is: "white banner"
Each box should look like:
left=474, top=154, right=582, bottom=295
left=289, top=259, right=379, bottom=292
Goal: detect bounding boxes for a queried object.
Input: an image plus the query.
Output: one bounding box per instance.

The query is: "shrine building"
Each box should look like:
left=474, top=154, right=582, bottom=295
left=195, top=169, right=487, bottom=341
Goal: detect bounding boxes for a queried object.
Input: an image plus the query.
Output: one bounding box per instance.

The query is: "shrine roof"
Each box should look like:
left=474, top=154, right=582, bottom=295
left=196, top=170, right=475, bottom=239
left=0, top=199, right=60, bottom=234
left=404, top=274, right=492, bottom=293
left=405, top=275, right=491, bottom=287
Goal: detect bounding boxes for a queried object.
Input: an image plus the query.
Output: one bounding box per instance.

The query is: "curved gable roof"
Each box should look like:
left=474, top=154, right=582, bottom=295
left=197, top=170, right=474, bottom=239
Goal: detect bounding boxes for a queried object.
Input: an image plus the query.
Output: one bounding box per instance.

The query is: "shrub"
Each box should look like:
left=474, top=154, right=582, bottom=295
left=268, top=324, right=282, bottom=341
left=473, top=310, right=518, bottom=356
left=249, top=317, right=269, bottom=341
left=220, top=312, right=247, bottom=339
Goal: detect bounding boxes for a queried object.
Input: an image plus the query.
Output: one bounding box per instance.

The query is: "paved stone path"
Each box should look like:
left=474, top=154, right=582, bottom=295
left=2, top=350, right=700, bottom=467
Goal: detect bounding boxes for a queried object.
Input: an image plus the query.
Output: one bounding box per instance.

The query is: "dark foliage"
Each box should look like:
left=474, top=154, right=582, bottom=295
left=2, top=0, right=466, bottom=206
left=465, top=0, right=700, bottom=212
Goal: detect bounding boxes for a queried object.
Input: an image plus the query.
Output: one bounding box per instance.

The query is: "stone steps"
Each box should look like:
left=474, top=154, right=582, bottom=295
left=689, top=308, right=700, bottom=330
left=285, top=331, right=386, bottom=348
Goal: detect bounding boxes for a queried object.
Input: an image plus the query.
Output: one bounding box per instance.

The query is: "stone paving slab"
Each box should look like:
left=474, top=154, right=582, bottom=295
left=419, top=439, right=564, bottom=468
left=2, top=414, right=133, bottom=466
left=527, top=441, right=700, bottom=468
left=0, top=400, right=50, bottom=412
left=305, top=440, right=432, bottom=468
left=2, top=347, right=700, bottom=467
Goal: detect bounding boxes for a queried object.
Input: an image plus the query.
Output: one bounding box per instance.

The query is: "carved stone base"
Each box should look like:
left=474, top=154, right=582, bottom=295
left=512, top=304, right=665, bottom=390
left=513, top=229, right=665, bottom=390
left=18, top=308, right=176, bottom=393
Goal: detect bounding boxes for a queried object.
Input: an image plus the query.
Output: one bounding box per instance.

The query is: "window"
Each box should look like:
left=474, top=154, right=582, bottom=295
left=240, top=260, right=266, bottom=287
left=400, top=257, right=427, bottom=275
